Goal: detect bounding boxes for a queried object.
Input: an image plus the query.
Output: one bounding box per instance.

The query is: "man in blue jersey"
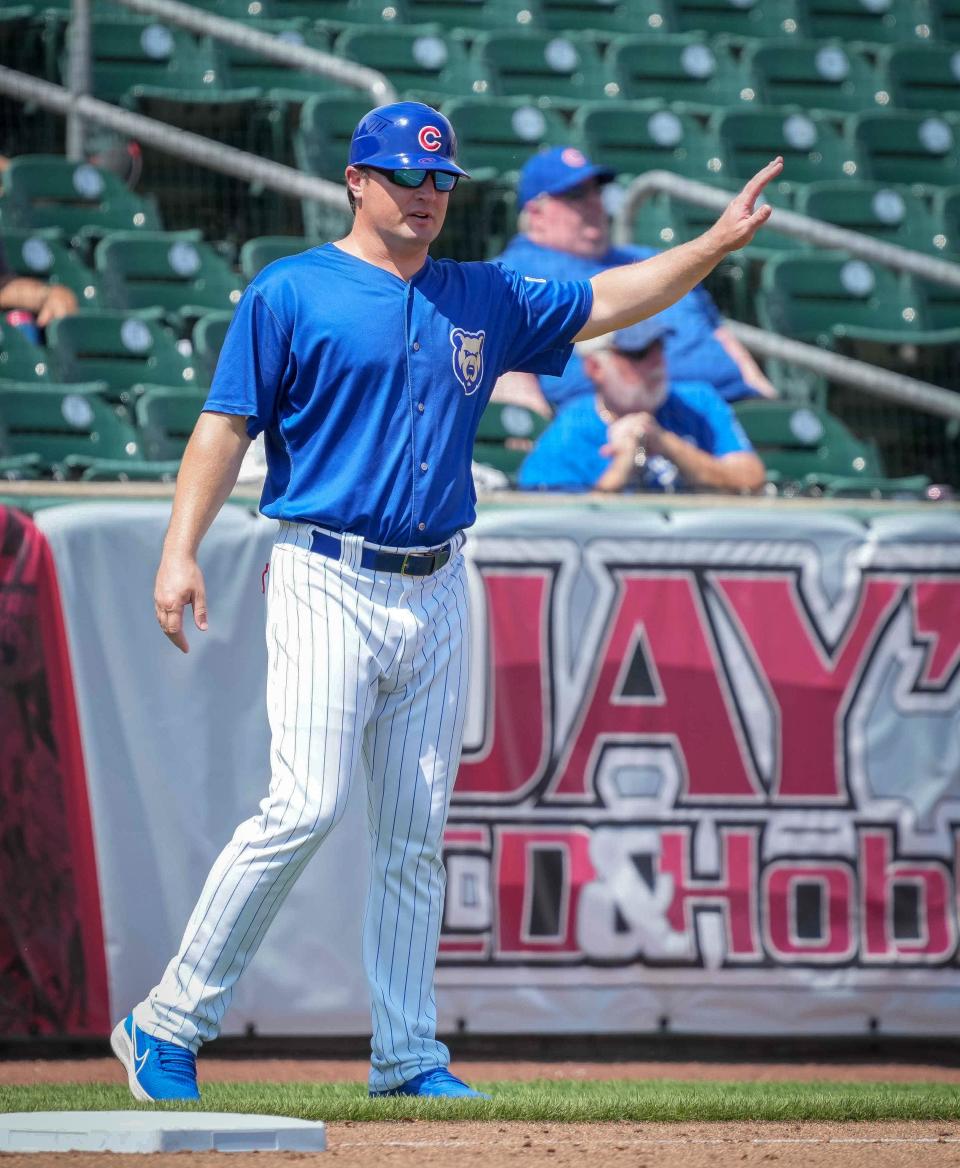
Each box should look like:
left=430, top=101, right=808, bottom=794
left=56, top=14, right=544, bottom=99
left=110, top=101, right=782, bottom=1104
left=518, top=318, right=765, bottom=494
left=493, top=145, right=776, bottom=416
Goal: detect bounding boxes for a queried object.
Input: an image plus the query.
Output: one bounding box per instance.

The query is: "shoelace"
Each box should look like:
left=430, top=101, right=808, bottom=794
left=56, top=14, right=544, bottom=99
left=155, top=1040, right=197, bottom=1081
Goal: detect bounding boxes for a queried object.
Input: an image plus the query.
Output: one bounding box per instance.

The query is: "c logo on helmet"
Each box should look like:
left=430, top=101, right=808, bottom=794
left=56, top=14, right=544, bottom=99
left=418, top=125, right=442, bottom=152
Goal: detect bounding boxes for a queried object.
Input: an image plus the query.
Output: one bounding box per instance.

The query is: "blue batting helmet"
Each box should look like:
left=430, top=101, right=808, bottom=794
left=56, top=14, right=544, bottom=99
left=348, top=101, right=469, bottom=178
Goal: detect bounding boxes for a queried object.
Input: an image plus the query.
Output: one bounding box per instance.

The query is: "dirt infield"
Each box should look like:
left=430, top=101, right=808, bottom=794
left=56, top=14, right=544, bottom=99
left=1, top=1121, right=960, bottom=1166
left=3, top=1060, right=959, bottom=1166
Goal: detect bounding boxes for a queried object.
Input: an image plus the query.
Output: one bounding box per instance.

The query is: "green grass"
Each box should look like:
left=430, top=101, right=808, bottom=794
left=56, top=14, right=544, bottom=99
left=2, top=1081, right=959, bottom=1123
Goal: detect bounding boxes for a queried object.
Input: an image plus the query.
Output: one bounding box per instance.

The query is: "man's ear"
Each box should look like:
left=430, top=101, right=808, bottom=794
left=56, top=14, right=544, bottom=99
left=345, top=165, right=366, bottom=202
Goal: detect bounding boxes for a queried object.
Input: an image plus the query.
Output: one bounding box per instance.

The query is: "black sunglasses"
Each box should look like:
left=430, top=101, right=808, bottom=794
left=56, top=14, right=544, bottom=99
left=373, top=167, right=459, bottom=192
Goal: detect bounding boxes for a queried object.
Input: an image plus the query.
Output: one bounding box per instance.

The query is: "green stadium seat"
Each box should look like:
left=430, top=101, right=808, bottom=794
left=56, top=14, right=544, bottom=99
left=881, top=43, right=960, bottom=113
left=816, top=472, right=931, bottom=497
left=94, top=231, right=245, bottom=327
left=46, top=311, right=202, bottom=405
left=270, top=0, right=403, bottom=22
left=0, top=319, right=50, bottom=382
left=669, top=0, right=800, bottom=38
left=292, top=93, right=369, bottom=238
left=0, top=156, right=163, bottom=240
left=0, top=381, right=144, bottom=476
left=189, top=0, right=277, bottom=14
left=219, top=18, right=343, bottom=98
left=440, top=97, right=568, bottom=176
left=72, top=18, right=224, bottom=105
left=795, top=180, right=943, bottom=255
left=716, top=107, right=858, bottom=185
left=294, top=92, right=373, bottom=180
left=929, top=0, right=960, bottom=39
left=758, top=251, right=960, bottom=387
left=474, top=401, right=549, bottom=477
left=135, top=385, right=205, bottom=461
left=850, top=111, right=960, bottom=187
left=572, top=100, right=724, bottom=182
left=192, top=310, right=234, bottom=382
left=607, top=33, right=752, bottom=109
left=239, top=235, right=313, bottom=280
left=795, top=0, right=929, bottom=41
left=732, top=399, right=882, bottom=484
left=403, top=0, right=543, bottom=32
left=0, top=8, right=52, bottom=156
left=470, top=29, right=609, bottom=105
left=745, top=39, right=887, bottom=114
left=0, top=228, right=103, bottom=309
left=538, top=0, right=664, bottom=34
left=910, top=273, right=960, bottom=336
left=335, top=24, right=483, bottom=102
left=931, top=185, right=960, bottom=257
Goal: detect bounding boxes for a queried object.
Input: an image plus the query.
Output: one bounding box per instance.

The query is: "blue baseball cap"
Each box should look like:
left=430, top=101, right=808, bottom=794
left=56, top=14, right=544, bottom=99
left=349, top=101, right=469, bottom=177
left=518, top=145, right=615, bottom=208
left=578, top=316, right=673, bottom=356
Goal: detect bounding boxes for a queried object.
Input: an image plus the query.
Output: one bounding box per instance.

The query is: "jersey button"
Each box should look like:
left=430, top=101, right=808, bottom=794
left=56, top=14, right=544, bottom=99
left=417, top=402, right=425, bottom=413
left=420, top=462, right=428, bottom=471
left=418, top=522, right=426, bottom=531
left=412, top=341, right=420, bottom=351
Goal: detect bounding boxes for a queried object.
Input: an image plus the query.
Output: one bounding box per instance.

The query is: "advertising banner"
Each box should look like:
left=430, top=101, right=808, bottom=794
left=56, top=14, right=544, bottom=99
left=34, top=501, right=960, bottom=1038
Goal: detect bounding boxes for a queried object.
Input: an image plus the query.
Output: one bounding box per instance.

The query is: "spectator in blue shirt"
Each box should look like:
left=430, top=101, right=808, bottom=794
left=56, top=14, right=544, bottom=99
left=518, top=318, right=766, bottom=494
left=493, top=146, right=776, bottom=416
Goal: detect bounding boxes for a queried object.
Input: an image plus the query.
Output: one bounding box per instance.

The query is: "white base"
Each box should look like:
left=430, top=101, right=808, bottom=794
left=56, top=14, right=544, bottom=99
left=0, top=1112, right=327, bottom=1153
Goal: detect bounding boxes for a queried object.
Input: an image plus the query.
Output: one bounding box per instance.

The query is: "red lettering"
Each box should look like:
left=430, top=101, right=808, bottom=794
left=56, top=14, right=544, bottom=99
left=456, top=569, right=551, bottom=800
left=494, top=827, right=595, bottom=958
left=860, top=829, right=956, bottom=962
left=660, top=827, right=762, bottom=959
left=914, top=580, right=960, bottom=687
left=715, top=574, right=901, bottom=802
left=764, top=861, right=854, bottom=961
left=548, top=573, right=759, bottom=802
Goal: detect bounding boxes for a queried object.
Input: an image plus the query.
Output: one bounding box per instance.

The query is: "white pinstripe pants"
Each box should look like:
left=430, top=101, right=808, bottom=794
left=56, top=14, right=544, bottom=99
left=136, top=521, right=470, bottom=1092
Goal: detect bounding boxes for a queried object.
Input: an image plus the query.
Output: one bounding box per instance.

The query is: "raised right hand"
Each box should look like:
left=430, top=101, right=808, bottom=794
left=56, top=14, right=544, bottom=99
left=154, top=553, right=208, bottom=654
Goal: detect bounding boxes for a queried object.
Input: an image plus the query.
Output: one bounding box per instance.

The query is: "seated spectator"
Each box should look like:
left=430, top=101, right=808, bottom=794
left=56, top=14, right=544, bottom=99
left=518, top=319, right=766, bottom=495
left=0, top=238, right=78, bottom=341
left=494, top=146, right=775, bottom=415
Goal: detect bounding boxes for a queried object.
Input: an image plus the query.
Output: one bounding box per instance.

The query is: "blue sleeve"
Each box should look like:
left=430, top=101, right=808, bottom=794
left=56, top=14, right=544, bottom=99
left=518, top=411, right=606, bottom=490
left=681, top=282, right=722, bottom=330
left=203, top=285, right=290, bottom=439
left=494, top=265, right=593, bottom=378
left=693, top=385, right=755, bottom=456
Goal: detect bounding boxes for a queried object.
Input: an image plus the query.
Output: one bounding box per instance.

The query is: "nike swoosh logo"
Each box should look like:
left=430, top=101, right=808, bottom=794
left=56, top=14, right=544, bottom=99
left=132, top=1026, right=149, bottom=1076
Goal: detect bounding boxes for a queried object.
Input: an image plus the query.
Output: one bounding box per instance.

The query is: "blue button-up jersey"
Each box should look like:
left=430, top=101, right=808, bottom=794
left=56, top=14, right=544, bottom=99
left=204, top=243, right=592, bottom=547
left=495, top=235, right=758, bottom=410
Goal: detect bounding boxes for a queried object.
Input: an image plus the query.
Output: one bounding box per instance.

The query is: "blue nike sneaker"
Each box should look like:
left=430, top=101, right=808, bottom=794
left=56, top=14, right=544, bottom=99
left=110, top=1012, right=200, bottom=1102
left=371, top=1067, right=491, bottom=1099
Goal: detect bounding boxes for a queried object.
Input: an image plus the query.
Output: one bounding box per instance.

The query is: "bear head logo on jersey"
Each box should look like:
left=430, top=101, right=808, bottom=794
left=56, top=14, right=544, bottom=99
left=450, top=328, right=486, bottom=396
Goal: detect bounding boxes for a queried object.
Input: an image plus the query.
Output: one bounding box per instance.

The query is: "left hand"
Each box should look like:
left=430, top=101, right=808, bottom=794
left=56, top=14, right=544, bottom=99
left=36, top=284, right=79, bottom=327
left=707, top=157, right=784, bottom=255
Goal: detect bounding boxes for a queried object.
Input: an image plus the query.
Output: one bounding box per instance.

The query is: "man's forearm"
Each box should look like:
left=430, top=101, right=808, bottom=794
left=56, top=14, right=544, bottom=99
left=577, top=232, right=725, bottom=340
left=163, top=411, right=251, bottom=558
left=657, top=432, right=764, bottom=492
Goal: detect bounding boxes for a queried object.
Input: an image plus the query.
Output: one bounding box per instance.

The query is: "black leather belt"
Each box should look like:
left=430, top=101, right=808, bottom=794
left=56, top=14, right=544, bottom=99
left=310, top=530, right=453, bottom=576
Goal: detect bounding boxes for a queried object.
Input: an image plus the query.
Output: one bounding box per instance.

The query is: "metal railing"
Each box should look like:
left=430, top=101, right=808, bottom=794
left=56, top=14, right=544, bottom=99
left=64, top=0, right=395, bottom=157
left=0, top=67, right=345, bottom=208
